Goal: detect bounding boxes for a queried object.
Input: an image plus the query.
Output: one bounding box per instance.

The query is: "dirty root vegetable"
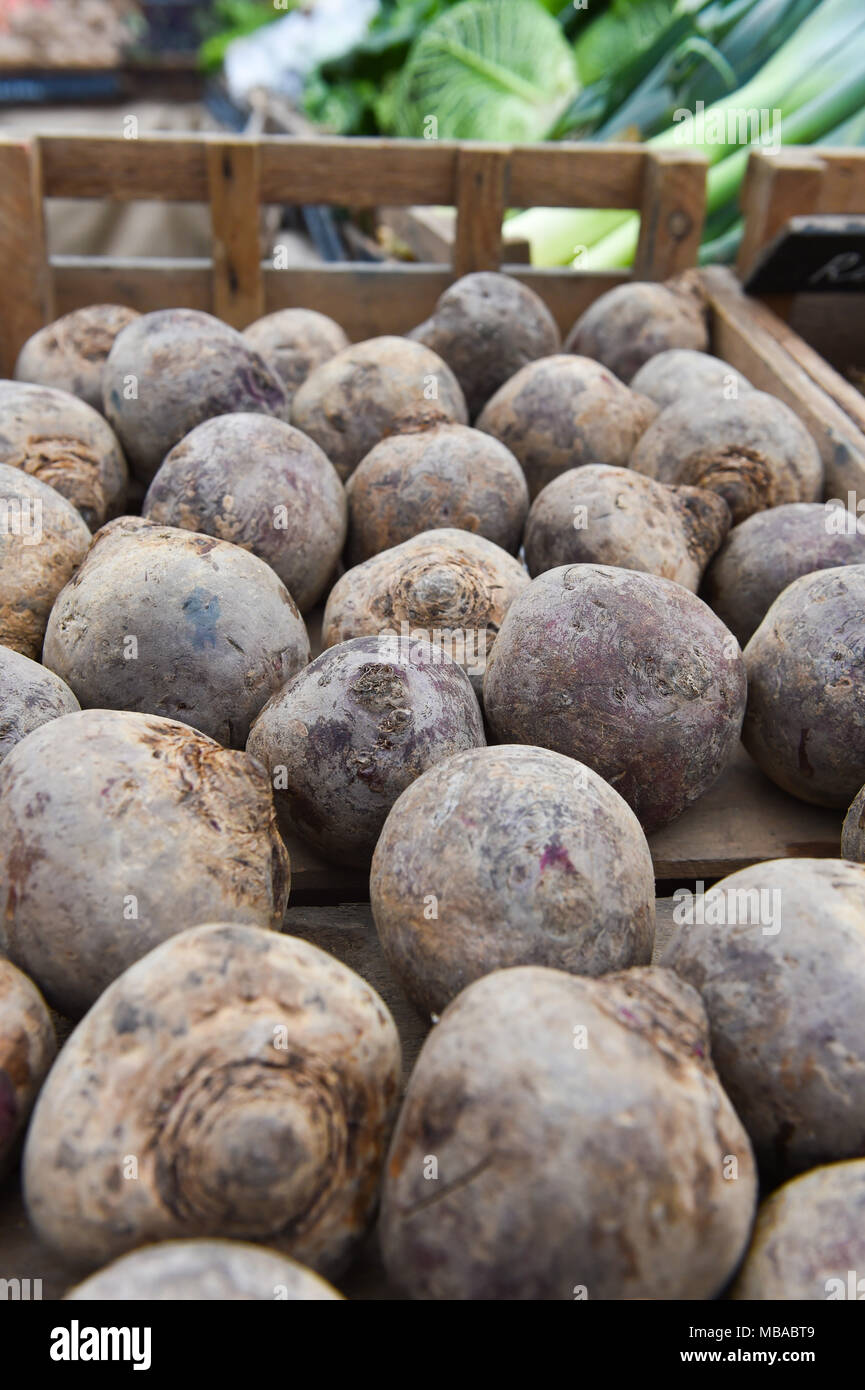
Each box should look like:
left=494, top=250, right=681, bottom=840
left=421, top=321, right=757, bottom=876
left=742, top=565, right=865, bottom=806
left=242, top=308, right=349, bottom=407
left=142, top=413, right=346, bottom=613
left=43, top=517, right=310, bottom=747
left=0, top=644, right=80, bottom=764
left=662, top=858, right=865, bottom=1181
left=0, top=959, right=55, bottom=1180
left=842, top=781, right=865, bottom=861
left=371, top=744, right=654, bottom=1016
left=14, top=304, right=140, bottom=414
left=0, top=380, right=127, bottom=528
left=66, top=1240, right=344, bottom=1300
left=704, top=502, right=865, bottom=646
left=483, top=564, right=746, bottom=831
left=380, top=964, right=756, bottom=1300
left=0, top=464, right=91, bottom=660
left=0, top=708, right=289, bottom=1016
left=524, top=464, right=730, bottom=591
left=346, top=417, right=528, bottom=564
left=630, top=348, right=752, bottom=411
left=102, top=309, right=288, bottom=483
left=564, top=273, right=709, bottom=384
left=322, top=528, right=529, bottom=691
left=248, top=635, right=485, bottom=868
left=291, top=336, right=468, bottom=481
left=409, top=272, right=561, bottom=419
left=731, top=1160, right=865, bottom=1301
left=476, top=355, right=657, bottom=500
left=24, top=923, right=401, bottom=1271
left=629, top=390, right=823, bottom=524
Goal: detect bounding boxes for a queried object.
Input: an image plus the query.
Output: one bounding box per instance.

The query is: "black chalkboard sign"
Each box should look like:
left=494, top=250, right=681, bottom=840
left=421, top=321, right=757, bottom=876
left=743, top=215, right=865, bottom=295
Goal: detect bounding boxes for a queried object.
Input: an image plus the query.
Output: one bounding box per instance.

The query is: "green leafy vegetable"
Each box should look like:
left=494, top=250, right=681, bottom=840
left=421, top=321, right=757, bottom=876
left=392, top=0, right=580, bottom=141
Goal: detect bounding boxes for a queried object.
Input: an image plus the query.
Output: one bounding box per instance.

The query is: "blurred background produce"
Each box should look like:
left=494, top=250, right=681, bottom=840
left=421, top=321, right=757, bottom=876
left=1, top=0, right=864, bottom=269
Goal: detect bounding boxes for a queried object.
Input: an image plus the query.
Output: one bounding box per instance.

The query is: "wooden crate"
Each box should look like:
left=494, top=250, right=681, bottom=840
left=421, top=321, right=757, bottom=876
left=738, top=146, right=865, bottom=451
left=0, top=132, right=712, bottom=372
left=0, top=132, right=857, bottom=895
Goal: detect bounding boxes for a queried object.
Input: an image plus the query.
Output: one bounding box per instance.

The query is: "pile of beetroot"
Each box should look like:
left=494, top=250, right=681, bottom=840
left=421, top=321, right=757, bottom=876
left=1, top=272, right=864, bottom=1301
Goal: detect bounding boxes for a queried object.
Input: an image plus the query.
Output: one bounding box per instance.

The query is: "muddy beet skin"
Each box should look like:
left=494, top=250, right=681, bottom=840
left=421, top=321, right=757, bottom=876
left=43, top=516, right=310, bottom=747
left=0, top=959, right=55, bottom=1180
left=14, top=304, right=140, bottom=415
left=564, top=274, right=709, bottom=383
left=410, top=272, right=561, bottom=418
left=102, top=309, right=288, bottom=483
left=24, top=924, right=401, bottom=1273
left=731, top=1160, right=865, bottom=1300
left=371, top=743, right=655, bottom=1015
left=662, top=858, right=865, bottom=1182
left=0, top=462, right=91, bottom=660
left=0, top=708, right=290, bottom=1015
left=248, top=634, right=486, bottom=867
left=524, top=464, right=729, bottom=591
left=743, top=564, right=865, bottom=806
left=483, top=563, right=746, bottom=830
left=143, top=413, right=347, bottom=613
left=380, top=964, right=756, bottom=1300
left=0, top=380, right=127, bottom=528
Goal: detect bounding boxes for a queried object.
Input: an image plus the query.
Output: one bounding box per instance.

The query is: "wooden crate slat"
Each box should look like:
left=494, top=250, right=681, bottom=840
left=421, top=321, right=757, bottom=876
left=0, top=139, right=52, bottom=376
left=701, top=265, right=865, bottom=499
left=633, top=148, right=707, bottom=281
left=52, top=256, right=214, bottom=315
left=258, top=136, right=459, bottom=205
left=39, top=133, right=211, bottom=201
left=737, top=148, right=826, bottom=282
left=453, top=144, right=508, bottom=275
left=48, top=257, right=629, bottom=338
left=206, top=140, right=264, bottom=327
left=508, top=142, right=646, bottom=208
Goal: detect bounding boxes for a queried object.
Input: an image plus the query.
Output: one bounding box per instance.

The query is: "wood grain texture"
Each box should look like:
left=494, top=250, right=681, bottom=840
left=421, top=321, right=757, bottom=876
left=508, top=141, right=645, bottom=208
left=0, top=139, right=52, bottom=376
left=738, top=148, right=826, bottom=282
left=206, top=140, right=264, bottom=327
left=453, top=144, right=509, bottom=276
left=633, top=149, right=707, bottom=281
left=49, top=259, right=628, bottom=342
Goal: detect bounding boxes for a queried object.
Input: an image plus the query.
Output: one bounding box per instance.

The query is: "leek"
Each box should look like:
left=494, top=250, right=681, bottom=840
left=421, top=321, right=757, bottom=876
left=508, top=0, right=865, bottom=265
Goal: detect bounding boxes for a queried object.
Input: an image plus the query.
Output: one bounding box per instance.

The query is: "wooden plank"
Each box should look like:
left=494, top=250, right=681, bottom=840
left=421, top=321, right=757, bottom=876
left=52, top=256, right=213, bottom=317
left=47, top=259, right=626, bottom=346
left=648, top=745, right=840, bottom=879
left=206, top=140, right=264, bottom=328
left=633, top=149, right=707, bottom=281
left=453, top=145, right=509, bottom=276
left=40, top=134, right=211, bottom=201
left=737, top=148, right=826, bottom=283
left=753, top=295, right=865, bottom=438
left=259, top=137, right=459, bottom=207
left=701, top=264, right=865, bottom=500
left=38, top=134, right=648, bottom=212
left=509, top=142, right=645, bottom=208
left=0, top=139, right=51, bottom=376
